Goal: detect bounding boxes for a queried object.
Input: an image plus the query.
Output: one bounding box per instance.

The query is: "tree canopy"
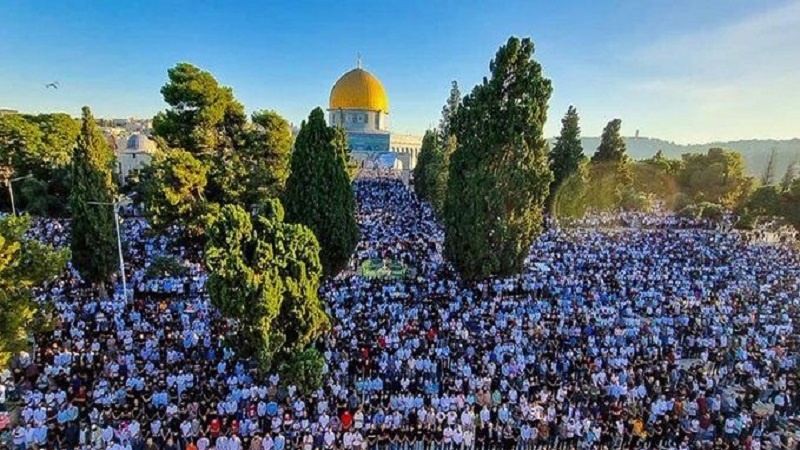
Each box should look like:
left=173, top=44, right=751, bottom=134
left=677, top=147, right=753, bottom=209
left=443, top=36, right=553, bottom=280
left=439, top=81, right=461, bottom=142
left=152, top=62, right=246, bottom=157
left=69, top=107, right=119, bottom=285
left=586, top=119, right=634, bottom=210
left=140, top=148, right=210, bottom=237
left=205, top=201, right=328, bottom=374
left=147, top=63, right=294, bottom=221
left=0, top=215, right=68, bottom=367
left=239, top=110, right=294, bottom=204
left=413, top=129, right=451, bottom=216
left=548, top=106, right=585, bottom=206
left=284, top=107, right=359, bottom=276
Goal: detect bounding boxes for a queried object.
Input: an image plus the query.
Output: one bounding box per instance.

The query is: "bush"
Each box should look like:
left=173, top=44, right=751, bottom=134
left=676, top=204, right=700, bottom=219
left=697, top=202, right=724, bottom=222
left=19, top=177, right=50, bottom=216
left=279, top=347, right=325, bottom=395
left=734, top=211, right=756, bottom=230
left=619, top=189, right=653, bottom=212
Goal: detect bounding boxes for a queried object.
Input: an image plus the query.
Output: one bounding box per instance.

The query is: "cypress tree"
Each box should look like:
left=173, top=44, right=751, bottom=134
left=548, top=106, right=585, bottom=206
left=283, top=108, right=359, bottom=276
left=413, top=129, right=436, bottom=201
left=439, top=81, right=461, bottom=143
left=443, top=37, right=553, bottom=280
left=205, top=200, right=328, bottom=373
left=589, top=118, right=632, bottom=209
left=591, top=119, right=629, bottom=166
left=69, top=107, right=119, bottom=285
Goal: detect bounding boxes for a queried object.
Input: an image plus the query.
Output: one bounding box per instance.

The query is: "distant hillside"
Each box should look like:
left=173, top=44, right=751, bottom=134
left=557, top=137, right=800, bottom=177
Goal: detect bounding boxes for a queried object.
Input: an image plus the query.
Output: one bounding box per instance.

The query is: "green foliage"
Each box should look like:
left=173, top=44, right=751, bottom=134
left=677, top=202, right=723, bottom=222
left=413, top=130, right=451, bottom=216
left=0, top=114, right=44, bottom=176
left=152, top=63, right=249, bottom=205
left=587, top=119, right=632, bottom=210
left=150, top=63, right=295, bottom=212
left=332, top=126, right=358, bottom=182
left=591, top=119, right=630, bottom=167
left=145, top=255, right=188, bottom=278
left=279, top=347, right=325, bottom=395
left=439, top=81, right=461, bottom=143
left=734, top=210, right=756, bottom=230
left=780, top=160, right=799, bottom=192
left=631, top=161, right=680, bottom=210
left=415, top=81, right=461, bottom=216
left=697, top=202, right=724, bottom=222
left=152, top=63, right=246, bottom=157
left=205, top=202, right=329, bottom=371
left=677, top=148, right=753, bottom=209
left=443, top=36, right=553, bottom=280
left=140, top=148, right=209, bottom=237
left=676, top=204, right=700, bottom=219
left=551, top=163, right=589, bottom=220
left=640, top=150, right=684, bottom=177
left=0, top=215, right=68, bottom=367
left=745, top=185, right=782, bottom=217
left=548, top=106, right=585, bottom=207
left=25, top=113, right=80, bottom=173
left=618, top=188, right=653, bottom=212
left=780, top=178, right=800, bottom=234
left=0, top=113, right=79, bottom=215
left=240, top=110, right=294, bottom=203
left=69, top=107, right=119, bottom=284
left=284, top=108, right=359, bottom=276
left=19, top=177, right=50, bottom=216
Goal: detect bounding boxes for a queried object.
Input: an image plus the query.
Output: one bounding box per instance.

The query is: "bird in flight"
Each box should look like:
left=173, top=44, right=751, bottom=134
left=45, top=81, right=59, bottom=90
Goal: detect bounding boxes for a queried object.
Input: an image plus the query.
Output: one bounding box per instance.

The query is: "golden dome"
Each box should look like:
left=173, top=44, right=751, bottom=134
left=329, top=68, right=389, bottom=113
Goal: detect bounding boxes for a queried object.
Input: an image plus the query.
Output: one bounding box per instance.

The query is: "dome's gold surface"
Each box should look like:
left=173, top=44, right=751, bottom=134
left=329, top=68, right=389, bottom=113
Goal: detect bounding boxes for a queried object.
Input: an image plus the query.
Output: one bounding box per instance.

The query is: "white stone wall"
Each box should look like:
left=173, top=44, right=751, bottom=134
left=328, top=109, right=388, bottom=133
left=117, top=151, right=152, bottom=185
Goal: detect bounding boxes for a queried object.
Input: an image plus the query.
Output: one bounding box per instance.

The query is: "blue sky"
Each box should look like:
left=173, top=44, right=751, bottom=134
left=1, top=0, right=798, bottom=143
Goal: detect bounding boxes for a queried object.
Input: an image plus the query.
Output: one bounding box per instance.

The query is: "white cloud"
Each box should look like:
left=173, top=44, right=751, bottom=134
left=634, top=0, right=800, bottom=76
left=624, top=0, right=800, bottom=142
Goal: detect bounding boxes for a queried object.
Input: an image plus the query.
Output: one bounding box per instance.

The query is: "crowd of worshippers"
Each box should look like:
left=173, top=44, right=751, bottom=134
left=1, top=174, right=799, bottom=450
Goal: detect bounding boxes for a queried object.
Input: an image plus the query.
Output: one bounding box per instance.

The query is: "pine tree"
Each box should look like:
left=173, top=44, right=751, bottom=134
left=283, top=108, right=359, bottom=276
left=548, top=106, right=585, bottom=206
left=69, top=107, right=118, bottom=285
left=152, top=63, right=247, bottom=204
left=443, top=37, right=553, bottom=280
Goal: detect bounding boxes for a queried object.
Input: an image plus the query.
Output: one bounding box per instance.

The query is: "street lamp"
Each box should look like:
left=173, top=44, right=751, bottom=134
left=86, top=198, right=128, bottom=300
left=4, top=174, right=33, bottom=216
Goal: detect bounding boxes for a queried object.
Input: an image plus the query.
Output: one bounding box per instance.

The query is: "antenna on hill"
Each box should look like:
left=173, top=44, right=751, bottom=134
left=357, top=52, right=362, bottom=69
